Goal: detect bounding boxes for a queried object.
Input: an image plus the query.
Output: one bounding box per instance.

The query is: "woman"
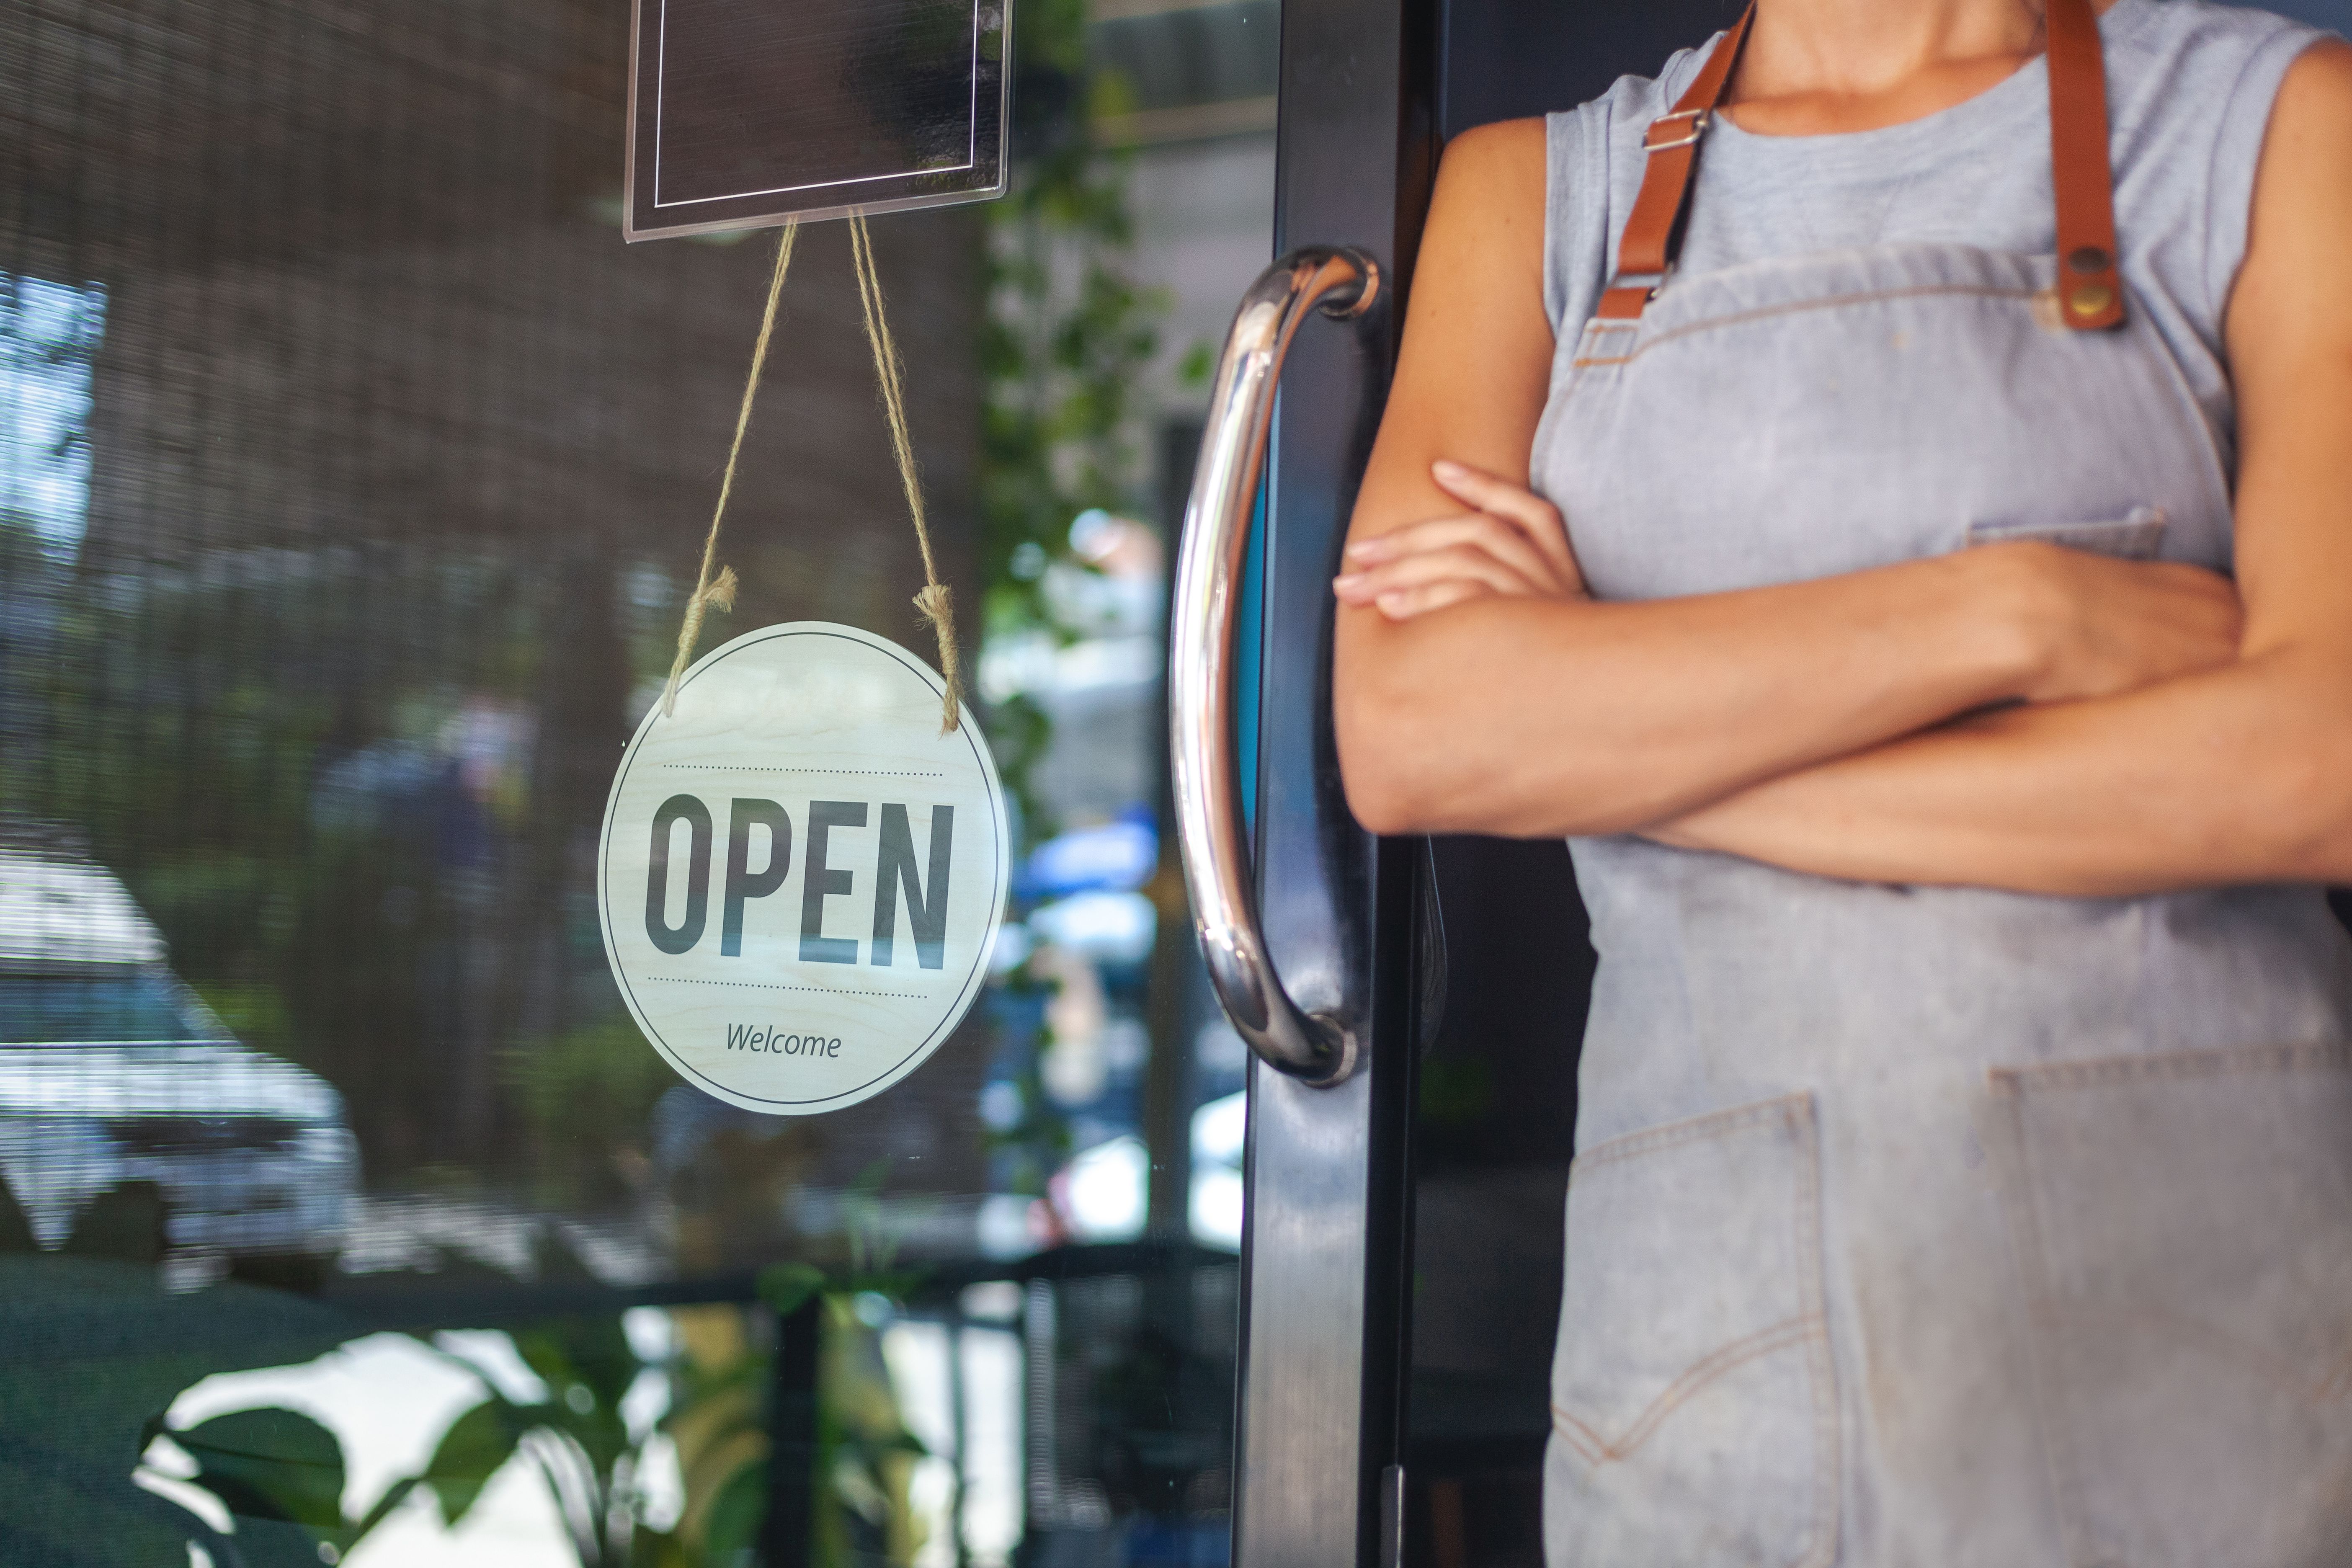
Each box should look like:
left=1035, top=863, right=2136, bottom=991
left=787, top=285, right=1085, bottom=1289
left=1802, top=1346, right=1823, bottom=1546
left=1331, top=0, right=2352, bottom=1560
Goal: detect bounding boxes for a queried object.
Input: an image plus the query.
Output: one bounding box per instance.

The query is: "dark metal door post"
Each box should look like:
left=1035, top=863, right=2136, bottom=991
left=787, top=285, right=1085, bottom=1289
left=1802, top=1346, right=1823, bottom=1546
left=1228, top=0, right=1439, bottom=1560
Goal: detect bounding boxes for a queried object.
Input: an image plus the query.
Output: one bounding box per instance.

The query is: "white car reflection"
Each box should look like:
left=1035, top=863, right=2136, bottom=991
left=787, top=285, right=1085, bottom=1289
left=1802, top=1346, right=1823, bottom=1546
left=0, top=843, right=357, bottom=1279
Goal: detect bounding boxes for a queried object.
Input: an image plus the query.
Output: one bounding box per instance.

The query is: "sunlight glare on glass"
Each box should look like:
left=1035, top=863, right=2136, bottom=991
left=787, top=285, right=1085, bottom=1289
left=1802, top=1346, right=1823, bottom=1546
left=0, top=274, right=106, bottom=560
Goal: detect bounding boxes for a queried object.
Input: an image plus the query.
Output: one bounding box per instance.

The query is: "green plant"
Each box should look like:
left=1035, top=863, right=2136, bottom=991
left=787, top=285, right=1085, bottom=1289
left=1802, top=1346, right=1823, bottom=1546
left=144, top=1241, right=945, bottom=1568
left=152, top=1404, right=407, bottom=1565
left=977, top=0, right=1167, bottom=835
left=144, top=1313, right=663, bottom=1567
left=403, top=1314, right=659, bottom=1566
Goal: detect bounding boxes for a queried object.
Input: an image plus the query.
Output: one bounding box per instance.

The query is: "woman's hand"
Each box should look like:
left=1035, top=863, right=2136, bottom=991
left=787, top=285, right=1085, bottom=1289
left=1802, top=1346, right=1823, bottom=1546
left=1333, top=459, right=1586, bottom=620
left=1986, top=542, right=2244, bottom=704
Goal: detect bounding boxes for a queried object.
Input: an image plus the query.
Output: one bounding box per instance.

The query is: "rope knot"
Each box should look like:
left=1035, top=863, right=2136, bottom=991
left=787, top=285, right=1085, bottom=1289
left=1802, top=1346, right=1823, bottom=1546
left=912, top=582, right=965, bottom=734
left=660, top=560, right=743, bottom=717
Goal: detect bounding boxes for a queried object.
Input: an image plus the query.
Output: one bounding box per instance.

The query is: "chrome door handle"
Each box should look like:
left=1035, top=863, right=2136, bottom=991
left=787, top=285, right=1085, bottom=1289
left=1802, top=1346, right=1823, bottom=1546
left=1170, top=246, right=1380, bottom=1088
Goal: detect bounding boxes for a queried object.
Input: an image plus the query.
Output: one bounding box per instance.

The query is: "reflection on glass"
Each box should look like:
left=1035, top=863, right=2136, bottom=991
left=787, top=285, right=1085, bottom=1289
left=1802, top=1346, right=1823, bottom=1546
left=0, top=835, right=357, bottom=1271
left=0, top=971, right=223, bottom=1044
left=121, top=1278, right=1184, bottom=1567
left=1188, top=1089, right=1248, bottom=1253
left=0, top=273, right=106, bottom=558
left=0, top=0, right=1269, bottom=1553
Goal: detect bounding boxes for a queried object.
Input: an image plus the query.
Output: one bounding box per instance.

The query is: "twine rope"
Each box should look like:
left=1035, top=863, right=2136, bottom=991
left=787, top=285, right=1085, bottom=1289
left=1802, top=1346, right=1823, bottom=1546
left=659, top=212, right=966, bottom=735
left=660, top=219, right=798, bottom=718
left=850, top=209, right=964, bottom=733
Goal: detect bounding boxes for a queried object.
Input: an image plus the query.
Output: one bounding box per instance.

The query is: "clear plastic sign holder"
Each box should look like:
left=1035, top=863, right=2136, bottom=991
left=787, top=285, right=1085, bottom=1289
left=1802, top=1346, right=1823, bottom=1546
left=626, top=0, right=1011, bottom=240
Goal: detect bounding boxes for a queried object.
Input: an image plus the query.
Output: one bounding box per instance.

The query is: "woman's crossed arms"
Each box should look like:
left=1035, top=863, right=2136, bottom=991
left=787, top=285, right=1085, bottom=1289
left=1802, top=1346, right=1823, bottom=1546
left=1331, top=41, right=2352, bottom=897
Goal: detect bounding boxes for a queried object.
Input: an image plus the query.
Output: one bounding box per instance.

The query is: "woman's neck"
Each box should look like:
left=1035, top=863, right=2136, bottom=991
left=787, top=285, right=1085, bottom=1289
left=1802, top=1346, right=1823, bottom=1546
left=1725, top=0, right=2095, bottom=136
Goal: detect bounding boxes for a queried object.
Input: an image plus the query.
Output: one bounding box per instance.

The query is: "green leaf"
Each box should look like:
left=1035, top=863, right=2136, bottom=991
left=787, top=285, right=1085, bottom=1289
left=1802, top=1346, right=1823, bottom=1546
left=701, top=1461, right=771, bottom=1560
left=173, top=1407, right=347, bottom=1532
left=347, top=1475, right=421, bottom=1540
left=758, top=1261, right=828, bottom=1318
left=1177, top=338, right=1215, bottom=390
left=509, top=1329, right=583, bottom=1398
left=422, top=1399, right=524, bottom=1527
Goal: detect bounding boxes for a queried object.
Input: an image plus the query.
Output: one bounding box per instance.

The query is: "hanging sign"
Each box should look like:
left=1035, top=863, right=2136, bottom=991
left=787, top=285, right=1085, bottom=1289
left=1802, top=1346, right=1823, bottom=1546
left=624, top=0, right=1011, bottom=241
left=599, top=623, right=1009, bottom=1114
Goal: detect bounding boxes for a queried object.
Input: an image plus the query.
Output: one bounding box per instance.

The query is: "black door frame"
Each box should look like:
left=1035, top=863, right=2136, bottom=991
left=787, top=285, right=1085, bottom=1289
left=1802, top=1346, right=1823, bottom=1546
left=1229, top=0, right=1437, bottom=1560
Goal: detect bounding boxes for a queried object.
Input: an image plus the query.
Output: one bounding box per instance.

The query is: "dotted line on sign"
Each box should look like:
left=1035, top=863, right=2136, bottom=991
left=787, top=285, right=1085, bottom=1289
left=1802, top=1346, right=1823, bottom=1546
left=644, top=976, right=927, bottom=999
left=658, top=766, right=948, bottom=779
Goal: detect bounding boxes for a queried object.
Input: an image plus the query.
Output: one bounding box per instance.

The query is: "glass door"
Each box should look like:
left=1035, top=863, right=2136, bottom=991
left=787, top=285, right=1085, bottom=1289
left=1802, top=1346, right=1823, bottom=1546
left=0, top=0, right=1284, bottom=1560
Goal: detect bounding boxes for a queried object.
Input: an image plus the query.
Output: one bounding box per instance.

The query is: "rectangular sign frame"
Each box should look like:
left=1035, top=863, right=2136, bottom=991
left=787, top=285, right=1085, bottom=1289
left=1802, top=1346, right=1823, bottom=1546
left=625, top=0, right=1011, bottom=241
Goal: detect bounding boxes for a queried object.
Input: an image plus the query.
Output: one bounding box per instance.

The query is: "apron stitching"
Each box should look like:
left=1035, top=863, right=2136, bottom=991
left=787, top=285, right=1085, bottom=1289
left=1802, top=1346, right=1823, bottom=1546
left=1989, top=1041, right=2352, bottom=1561
left=1550, top=1313, right=1827, bottom=1463
left=1987, top=1077, right=2105, bottom=1566
left=1570, top=1089, right=1808, bottom=1173
left=1570, top=279, right=2046, bottom=367
left=1554, top=1094, right=1839, bottom=1564
left=1791, top=1094, right=1840, bottom=1568
left=2031, top=1300, right=2352, bottom=1404
left=1989, top=1037, right=2349, bottom=1094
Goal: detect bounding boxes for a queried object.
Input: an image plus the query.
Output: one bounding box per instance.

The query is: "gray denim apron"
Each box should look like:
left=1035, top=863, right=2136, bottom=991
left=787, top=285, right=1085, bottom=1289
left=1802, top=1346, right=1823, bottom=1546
left=1531, top=4, right=2352, bottom=1563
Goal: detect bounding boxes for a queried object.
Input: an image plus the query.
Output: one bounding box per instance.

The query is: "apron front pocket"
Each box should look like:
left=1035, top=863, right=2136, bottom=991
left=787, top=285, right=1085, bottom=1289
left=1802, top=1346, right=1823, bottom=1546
left=1990, top=1042, right=2352, bottom=1568
left=1549, top=1093, right=1838, bottom=1568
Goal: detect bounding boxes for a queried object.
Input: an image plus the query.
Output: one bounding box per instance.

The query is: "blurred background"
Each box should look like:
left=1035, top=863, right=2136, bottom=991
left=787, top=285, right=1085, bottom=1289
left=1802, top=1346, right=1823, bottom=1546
left=0, top=0, right=1282, bottom=1558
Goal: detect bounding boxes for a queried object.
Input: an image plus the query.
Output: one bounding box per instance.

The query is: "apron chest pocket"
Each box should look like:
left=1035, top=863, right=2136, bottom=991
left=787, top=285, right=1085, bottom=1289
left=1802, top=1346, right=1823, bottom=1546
left=1549, top=1093, right=1839, bottom=1568
left=1990, top=1042, right=2352, bottom=1568
left=1966, top=504, right=2167, bottom=560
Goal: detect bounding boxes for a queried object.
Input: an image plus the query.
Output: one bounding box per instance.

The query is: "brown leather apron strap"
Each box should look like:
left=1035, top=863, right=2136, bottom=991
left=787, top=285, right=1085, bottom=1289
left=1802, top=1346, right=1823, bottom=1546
left=1598, top=0, right=2126, bottom=333
left=2045, top=0, right=2125, bottom=329
left=1594, top=3, right=1754, bottom=320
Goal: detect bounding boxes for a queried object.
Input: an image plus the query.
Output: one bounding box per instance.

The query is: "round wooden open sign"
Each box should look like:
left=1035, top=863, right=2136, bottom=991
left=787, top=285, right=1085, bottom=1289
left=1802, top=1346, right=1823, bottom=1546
left=598, top=622, right=1009, bottom=1114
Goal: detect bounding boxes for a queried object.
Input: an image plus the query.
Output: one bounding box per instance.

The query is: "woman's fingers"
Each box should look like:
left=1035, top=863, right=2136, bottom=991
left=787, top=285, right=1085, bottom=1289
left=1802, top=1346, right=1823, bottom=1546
left=1335, top=541, right=1545, bottom=606
left=1429, top=459, right=1582, bottom=587
left=1344, top=513, right=1571, bottom=595
left=1371, top=578, right=1490, bottom=620
left=1331, top=462, right=1588, bottom=621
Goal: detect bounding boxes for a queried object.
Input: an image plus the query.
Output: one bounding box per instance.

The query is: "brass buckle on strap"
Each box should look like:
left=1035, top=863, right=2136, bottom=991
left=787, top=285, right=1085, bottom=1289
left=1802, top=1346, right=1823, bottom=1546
left=1643, top=109, right=1710, bottom=153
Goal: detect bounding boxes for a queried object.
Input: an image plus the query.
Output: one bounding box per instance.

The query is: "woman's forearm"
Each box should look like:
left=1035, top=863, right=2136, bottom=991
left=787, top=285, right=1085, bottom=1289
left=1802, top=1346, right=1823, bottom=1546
left=1648, top=645, right=2352, bottom=894
left=1336, top=547, right=2056, bottom=838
